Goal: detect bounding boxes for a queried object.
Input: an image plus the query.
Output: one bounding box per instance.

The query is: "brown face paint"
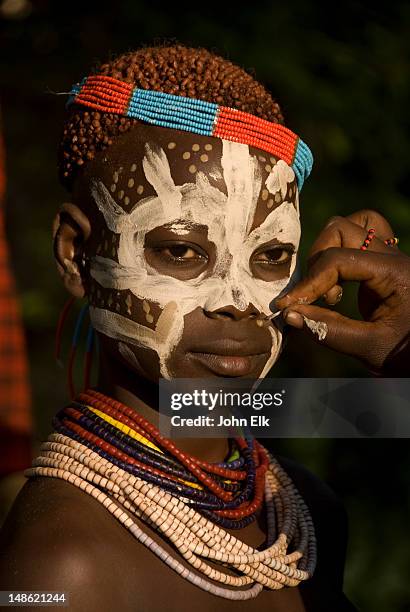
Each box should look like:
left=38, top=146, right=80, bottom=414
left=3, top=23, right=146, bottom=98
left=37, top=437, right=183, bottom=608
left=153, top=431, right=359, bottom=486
left=74, top=123, right=301, bottom=382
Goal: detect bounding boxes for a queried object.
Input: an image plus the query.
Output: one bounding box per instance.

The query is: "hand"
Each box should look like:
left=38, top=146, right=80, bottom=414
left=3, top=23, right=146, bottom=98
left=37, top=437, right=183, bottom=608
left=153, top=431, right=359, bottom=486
left=275, top=210, right=410, bottom=375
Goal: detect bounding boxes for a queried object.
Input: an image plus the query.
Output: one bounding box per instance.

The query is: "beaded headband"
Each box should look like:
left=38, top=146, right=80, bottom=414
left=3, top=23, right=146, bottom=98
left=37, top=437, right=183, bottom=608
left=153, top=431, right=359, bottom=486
left=67, top=75, right=313, bottom=191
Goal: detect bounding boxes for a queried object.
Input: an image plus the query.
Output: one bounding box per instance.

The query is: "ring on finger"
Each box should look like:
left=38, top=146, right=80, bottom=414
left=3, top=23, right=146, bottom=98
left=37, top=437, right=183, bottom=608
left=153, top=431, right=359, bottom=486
left=360, top=228, right=376, bottom=251
left=384, top=236, right=399, bottom=247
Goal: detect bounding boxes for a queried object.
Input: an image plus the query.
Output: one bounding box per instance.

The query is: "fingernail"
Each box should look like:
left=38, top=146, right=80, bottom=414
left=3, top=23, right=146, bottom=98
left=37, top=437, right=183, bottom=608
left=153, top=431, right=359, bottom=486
left=328, top=290, right=343, bottom=306
left=284, top=310, right=304, bottom=328
left=335, top=288, right=343, bottom=303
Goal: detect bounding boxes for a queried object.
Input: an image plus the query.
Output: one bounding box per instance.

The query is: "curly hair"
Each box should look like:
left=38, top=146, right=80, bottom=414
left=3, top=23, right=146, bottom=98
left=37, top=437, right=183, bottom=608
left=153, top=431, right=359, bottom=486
left=58, top=44, right=285, bottom=191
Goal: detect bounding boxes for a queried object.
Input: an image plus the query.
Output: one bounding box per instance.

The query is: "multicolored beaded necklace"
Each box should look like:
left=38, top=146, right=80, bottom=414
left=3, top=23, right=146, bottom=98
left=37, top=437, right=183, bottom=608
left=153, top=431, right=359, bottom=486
left=25, top=389, right=317, bottom=600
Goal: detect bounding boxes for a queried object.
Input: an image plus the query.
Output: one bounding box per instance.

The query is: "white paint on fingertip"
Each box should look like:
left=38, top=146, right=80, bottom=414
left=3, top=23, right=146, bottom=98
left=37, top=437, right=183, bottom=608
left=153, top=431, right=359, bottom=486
left=303, top=316, right=328, bottom=341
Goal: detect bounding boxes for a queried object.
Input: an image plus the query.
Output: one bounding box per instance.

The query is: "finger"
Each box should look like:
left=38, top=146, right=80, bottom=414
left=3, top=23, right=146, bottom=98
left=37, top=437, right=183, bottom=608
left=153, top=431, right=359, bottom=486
left=308, top=215, right=394, bottom=264
left=345, top=209, right=395, bottom=240
left=346, top=209, right=400, bottom=252
left=275, top=247, right=395, bottom=310
left=347, top=210, right=400, bottom=253
left=308, top=214, right=394, bottom=306
left=323, top=285, right=343, bottom=306
left=282, top=303, right=385, bottom=362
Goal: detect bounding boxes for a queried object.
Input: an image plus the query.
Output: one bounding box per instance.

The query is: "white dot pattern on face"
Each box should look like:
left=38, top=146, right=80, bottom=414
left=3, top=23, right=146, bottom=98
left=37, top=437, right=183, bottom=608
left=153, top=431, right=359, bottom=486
left=182, top=152, right=191, bottom=160
left=189, top=164, right=197, bottom=174
left=167, top=142, right=176, bottom=150
left=192, top=144, right=200, bottom=151
left=261, top=189, right=269, bottom=201
left=267, top=198, right=274, bottom=209
left=265, top=164, right=272, bottom=173
left=274, top=192, right=282, bottom=203
left=200, top=154, right=209, bottom=163
left=259, top=155, right=266, bottom=162
left=204, top=143, right=213, bottom=151
left=111, top=155, right=152, bottom=214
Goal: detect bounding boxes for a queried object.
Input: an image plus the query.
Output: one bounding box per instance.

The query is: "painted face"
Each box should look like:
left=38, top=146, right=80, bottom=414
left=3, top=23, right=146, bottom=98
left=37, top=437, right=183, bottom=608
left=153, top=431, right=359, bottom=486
left=75, top=124, right=301, bottom=381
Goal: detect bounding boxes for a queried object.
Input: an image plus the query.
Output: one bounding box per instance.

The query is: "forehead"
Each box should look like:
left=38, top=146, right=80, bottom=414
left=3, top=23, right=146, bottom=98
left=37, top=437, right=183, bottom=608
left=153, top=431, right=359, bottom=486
left=80, top=123, right=299, bottom=231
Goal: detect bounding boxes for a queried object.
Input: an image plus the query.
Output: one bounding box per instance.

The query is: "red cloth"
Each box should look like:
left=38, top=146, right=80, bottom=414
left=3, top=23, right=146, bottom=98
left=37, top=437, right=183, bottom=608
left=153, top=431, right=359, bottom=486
left=0, top=117, right=32, bottom=475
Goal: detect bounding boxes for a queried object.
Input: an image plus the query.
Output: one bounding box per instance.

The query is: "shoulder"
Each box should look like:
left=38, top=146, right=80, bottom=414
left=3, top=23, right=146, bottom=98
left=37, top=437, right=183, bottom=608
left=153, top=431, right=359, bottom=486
left=0, top=477, right=130, bottom=610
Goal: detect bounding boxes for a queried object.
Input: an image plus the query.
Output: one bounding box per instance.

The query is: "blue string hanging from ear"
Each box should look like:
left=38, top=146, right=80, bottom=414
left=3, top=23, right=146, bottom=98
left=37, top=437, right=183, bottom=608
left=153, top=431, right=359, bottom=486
left=83, top=323, right=95, bottom=392
left=55, top=297, right=76, bottom=368
left=67, top=303, right=89, bottom=399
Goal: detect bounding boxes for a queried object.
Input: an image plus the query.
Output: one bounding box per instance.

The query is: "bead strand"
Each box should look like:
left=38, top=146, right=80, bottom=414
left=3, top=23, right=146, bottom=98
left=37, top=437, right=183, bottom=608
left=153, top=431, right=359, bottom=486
left=66, top=74, right=314, bottom=191
left=26, top=429, right=316, bottom=599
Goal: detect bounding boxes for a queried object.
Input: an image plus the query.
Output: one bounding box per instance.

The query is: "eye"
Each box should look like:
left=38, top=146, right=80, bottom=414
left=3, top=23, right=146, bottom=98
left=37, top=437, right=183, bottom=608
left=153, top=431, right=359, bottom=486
left=162, top=245, right=201, bottom=260
left=253, top=247, right=294, bottom=265
left=151, top=242, right=208, bottom=265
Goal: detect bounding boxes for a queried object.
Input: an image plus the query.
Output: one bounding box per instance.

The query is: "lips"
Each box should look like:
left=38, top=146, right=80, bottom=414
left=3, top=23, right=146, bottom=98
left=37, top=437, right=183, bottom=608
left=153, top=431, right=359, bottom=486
left=188, top=352, right=269, bottom=376
left=188, top=338, right=271, bottom=357
left=187, top=337, right=271, bottom=376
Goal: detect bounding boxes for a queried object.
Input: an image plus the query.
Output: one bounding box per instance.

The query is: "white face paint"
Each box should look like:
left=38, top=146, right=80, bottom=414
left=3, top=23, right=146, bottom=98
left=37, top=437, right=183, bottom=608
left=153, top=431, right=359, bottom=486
left=89, top=140, right=301, bottom=379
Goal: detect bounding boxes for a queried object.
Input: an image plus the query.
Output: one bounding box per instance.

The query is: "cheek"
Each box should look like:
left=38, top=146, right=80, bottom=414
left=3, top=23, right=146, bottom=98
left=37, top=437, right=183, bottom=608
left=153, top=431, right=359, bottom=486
left=89, top=277, right=162, bottom=329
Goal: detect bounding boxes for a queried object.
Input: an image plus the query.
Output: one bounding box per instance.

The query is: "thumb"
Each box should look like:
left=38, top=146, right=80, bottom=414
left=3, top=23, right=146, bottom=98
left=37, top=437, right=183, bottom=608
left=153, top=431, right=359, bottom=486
left=282, top=303, right=384, bottom=362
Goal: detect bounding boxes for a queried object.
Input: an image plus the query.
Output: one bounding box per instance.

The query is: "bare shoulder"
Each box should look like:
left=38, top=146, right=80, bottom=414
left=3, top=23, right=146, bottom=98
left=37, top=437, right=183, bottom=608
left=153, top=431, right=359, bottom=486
left=0, top=477, right=134, bottom=611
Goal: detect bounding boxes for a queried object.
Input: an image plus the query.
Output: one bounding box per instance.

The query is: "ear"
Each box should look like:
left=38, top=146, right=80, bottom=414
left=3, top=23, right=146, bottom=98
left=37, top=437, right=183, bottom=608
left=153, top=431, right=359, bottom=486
left=52, top=202, right=91, bottom=298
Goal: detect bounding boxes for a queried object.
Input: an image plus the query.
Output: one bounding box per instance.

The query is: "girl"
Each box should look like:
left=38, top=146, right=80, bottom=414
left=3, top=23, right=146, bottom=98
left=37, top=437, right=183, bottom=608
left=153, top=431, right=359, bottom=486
left=1, top=45, right=409, bottom=612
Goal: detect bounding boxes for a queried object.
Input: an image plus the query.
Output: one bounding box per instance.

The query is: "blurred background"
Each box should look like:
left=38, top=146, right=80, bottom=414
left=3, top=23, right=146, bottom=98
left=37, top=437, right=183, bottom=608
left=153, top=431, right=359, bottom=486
left=0, top=0, right=409, bottom=609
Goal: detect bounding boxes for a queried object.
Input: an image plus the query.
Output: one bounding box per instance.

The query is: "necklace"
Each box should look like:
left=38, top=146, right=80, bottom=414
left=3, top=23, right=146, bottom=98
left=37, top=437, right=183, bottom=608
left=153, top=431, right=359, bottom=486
left=25, top=389, right=317, bottom=600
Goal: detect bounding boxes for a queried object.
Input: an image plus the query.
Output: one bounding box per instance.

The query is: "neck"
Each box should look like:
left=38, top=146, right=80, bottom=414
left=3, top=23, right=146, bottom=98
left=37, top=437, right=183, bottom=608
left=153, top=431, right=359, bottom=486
left=96, top=350, right=230, bottom=464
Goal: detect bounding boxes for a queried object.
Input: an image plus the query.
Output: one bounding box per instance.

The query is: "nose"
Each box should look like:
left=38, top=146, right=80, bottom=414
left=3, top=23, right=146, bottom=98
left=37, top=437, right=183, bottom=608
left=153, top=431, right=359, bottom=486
left=204, top=302, right=260, bottom=321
